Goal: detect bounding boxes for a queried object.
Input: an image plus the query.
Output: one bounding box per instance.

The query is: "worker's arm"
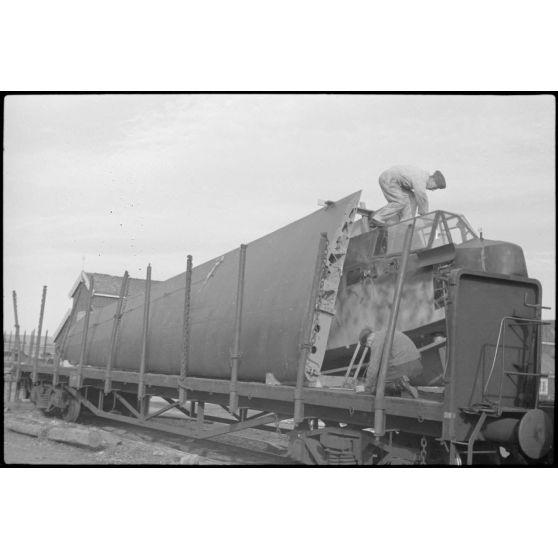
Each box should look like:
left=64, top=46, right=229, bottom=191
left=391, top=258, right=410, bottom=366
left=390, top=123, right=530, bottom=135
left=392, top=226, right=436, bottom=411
left=413, top=187, right=429, bottom=215
left=364, top=333, right=384, bottom=389
left=398, top=176, right=414, bottom=191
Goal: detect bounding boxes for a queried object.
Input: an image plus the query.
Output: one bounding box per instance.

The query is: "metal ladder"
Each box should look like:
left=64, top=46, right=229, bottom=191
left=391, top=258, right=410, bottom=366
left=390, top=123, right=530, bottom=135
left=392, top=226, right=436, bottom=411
left=482, top=316, right=550, bottom=413
left=454, top=406, right=501, bottom=465
left=459, top=315, right=550, bottom=465
left=342, top=342, right=370, bottom=387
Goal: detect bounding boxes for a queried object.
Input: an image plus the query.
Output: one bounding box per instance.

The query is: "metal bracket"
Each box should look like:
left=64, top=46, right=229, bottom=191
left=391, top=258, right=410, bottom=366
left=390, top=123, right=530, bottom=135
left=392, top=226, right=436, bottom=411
left=523, top=293, right=551, bottom=310
left=113, top=391, right=141, bottom=418
left=466, top=412, right=488, bottom=465
left=196, top=412, right=284, bottom=440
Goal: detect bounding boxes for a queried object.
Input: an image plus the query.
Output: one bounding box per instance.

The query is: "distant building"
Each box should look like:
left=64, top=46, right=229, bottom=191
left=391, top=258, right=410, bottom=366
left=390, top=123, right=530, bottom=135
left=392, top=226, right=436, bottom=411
left=53, top=271, right=161, bottom=348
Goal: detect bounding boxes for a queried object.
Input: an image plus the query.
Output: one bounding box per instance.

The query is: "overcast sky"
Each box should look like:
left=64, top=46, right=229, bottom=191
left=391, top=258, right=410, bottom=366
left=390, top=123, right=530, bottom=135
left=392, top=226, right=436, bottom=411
left=3, top=94, right=555, bottom=337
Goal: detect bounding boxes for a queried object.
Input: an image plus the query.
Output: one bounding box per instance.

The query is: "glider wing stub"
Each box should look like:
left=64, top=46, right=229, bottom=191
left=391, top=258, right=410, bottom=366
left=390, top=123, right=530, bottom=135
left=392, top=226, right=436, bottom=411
left=63, top=192, right=362, bottom=385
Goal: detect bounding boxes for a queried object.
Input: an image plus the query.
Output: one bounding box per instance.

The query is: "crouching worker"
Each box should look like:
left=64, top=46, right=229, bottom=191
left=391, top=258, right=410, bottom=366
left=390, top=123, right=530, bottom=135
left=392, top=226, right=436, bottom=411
left=356, top=327, right=423, bottom=398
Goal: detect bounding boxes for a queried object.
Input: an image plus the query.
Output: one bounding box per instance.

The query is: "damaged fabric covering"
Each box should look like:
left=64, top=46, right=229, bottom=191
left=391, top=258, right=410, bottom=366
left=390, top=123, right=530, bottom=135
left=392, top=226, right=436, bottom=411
left=63, top=192, right=361, bottom=384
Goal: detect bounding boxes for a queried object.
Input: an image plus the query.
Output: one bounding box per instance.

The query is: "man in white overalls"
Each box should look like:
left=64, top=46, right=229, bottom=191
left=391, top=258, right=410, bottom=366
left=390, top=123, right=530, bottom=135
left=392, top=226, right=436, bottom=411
left=371, top=165, right=446, bottom=227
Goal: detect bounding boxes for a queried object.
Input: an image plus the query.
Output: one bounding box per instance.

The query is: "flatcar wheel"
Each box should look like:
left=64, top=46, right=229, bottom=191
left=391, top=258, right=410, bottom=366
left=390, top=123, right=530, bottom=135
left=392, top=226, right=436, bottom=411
left=43, top=389, right=61, bottom=417
left=21, top=379, right=33, bottom=400
left=42, top=405, right=59, bottom=418
left=62, top=396, right=81, bottom=422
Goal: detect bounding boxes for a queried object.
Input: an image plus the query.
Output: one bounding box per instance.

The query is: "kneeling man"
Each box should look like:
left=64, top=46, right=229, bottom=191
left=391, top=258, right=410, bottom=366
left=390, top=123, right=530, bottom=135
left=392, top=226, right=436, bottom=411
left=357, top=327, right=423, bottom=398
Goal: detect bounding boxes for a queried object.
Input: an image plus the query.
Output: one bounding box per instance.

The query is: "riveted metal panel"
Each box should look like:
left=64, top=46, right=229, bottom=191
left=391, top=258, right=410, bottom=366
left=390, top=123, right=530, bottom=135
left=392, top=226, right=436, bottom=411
left=442, top=270, right=542, bottom=440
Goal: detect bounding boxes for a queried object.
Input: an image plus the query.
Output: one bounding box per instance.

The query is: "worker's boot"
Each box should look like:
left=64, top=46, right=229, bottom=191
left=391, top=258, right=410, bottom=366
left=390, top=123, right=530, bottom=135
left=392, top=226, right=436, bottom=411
left=398, top=376, right=419, bottom=399
left=384, top=381, right=401, bottom=396
left=369, top=216, right=385, bottom=229
left=385, top=376, right=418, bottom=398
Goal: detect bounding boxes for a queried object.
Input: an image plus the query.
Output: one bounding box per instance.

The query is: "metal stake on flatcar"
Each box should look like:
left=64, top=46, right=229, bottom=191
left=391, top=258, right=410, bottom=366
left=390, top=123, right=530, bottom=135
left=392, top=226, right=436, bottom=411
left=28, top=330, right=35, bottom=373
left=54, top=296, right=79, bottom=387
left=75, top=277, right=94, bottom=389
left=10, top=291, right=22, bottom=403
left=104, top=271, right=129, bottom=394
left=32, top=286, right=47, bottom=384
left=21, top=330, right=27, bottom=361
left=138, top=264, right=152, bottom=408
left=230, top=244, right=247, bottom=414
left=42, top=330, right=48, bottom=358
left=179, top=256, right=193, bottom=406
left=374, top=224, right=414, bottom=438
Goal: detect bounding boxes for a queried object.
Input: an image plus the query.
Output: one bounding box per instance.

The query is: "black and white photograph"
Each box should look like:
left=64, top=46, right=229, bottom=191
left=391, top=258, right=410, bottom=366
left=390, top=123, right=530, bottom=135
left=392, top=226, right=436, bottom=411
left=2, top=2, right=557, bottom=555
left=3, top=93, right=555, bottom=467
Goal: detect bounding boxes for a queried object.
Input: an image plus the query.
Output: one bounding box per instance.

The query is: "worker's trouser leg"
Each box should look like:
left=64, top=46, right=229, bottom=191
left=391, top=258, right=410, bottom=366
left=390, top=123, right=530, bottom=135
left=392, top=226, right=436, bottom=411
left=372, top=177, right=414, bottom=225
left=365, top=359, right=423, bottom=392
left=399, top=194, right=417, bottom=222
left=386, top=359, right=423, bottom=384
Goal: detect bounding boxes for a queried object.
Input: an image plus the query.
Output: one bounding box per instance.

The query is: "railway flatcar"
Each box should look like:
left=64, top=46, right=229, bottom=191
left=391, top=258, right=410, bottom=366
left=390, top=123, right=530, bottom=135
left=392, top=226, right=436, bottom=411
left=11, top=191, right=554, bottom=464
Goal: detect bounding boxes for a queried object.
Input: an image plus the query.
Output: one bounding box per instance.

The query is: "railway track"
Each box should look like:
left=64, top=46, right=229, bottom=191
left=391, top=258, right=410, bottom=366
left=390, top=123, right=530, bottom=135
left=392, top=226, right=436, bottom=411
left=82, top=413, right=295, bottom=465
left=79, top=409, right=295, bottom=465
left=6, top=394, right=295, bottom=465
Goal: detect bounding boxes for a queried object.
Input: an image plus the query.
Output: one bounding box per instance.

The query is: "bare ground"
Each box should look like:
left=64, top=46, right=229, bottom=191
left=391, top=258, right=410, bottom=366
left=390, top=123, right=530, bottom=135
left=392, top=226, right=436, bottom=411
left=3, top=403, right=293, bottom=466
left=4, top=428, right=184, bottom=465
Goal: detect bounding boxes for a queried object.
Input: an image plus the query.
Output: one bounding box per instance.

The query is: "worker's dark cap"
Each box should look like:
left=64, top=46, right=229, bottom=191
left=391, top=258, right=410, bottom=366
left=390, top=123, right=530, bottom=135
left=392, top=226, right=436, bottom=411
left=432, top=170, right=446, bottom=189
left=359, top=327, right=373, bottom=345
